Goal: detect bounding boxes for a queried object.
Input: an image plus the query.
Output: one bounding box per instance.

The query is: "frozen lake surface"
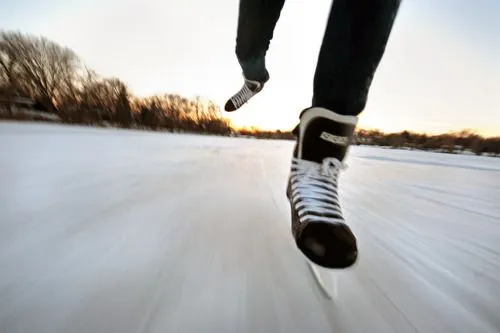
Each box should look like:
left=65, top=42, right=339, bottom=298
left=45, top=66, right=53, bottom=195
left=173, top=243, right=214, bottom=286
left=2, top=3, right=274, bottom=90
left=1, top=122, right=499, bottom=333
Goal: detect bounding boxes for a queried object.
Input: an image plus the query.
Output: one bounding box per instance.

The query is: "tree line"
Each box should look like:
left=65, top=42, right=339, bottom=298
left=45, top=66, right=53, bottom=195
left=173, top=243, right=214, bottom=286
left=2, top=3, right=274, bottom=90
left=232, top=128, right=499, bottom=156
left=1, top=30, right=498, bottom=156
left=0, top=30, right=232, bottom=134
left=353, top=129, right=500, bottom=156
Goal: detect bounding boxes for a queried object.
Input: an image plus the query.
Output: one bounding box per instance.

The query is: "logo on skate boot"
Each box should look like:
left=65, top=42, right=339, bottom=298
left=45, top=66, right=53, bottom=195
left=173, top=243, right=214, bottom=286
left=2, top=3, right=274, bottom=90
left=320, top=132, right=349, bottom=146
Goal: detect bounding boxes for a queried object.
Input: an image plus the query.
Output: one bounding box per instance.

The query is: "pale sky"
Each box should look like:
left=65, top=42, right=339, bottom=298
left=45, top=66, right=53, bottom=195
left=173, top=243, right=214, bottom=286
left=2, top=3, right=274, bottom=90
left=1, top=0, right=499, bottom=136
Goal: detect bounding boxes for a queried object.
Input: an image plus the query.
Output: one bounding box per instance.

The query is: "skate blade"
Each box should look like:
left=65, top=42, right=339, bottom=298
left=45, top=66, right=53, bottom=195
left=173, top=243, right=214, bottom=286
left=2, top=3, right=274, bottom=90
left=306, top=258, right=337, bottom=300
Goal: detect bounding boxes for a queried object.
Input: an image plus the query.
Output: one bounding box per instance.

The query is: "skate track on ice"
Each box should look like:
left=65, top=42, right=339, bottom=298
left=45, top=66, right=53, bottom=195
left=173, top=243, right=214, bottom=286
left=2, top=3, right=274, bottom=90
left=1, top=122, right=499, bottom=333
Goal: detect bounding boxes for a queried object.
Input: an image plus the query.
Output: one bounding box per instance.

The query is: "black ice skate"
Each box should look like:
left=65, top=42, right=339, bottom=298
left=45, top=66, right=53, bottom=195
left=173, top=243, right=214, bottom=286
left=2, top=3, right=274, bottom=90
left=224, top=77, right=265, bottom=112
left=287, top=107, right=358, bottom=269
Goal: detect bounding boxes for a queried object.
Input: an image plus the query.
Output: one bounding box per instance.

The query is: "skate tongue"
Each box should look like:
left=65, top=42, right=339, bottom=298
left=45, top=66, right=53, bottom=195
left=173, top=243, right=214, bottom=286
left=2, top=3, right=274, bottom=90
left=321, top=157, right=344, bottom=175
left=244, top=79, right=262, bottom=92
left=298, top=107, right=357, bottom=164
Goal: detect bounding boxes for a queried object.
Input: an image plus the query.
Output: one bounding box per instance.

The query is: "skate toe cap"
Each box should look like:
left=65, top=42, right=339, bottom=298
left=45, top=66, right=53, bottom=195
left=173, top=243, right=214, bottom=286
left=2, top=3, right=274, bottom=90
left=298, top=222, right=358, bottom=269
left=224, top=100, right=236, bottom=112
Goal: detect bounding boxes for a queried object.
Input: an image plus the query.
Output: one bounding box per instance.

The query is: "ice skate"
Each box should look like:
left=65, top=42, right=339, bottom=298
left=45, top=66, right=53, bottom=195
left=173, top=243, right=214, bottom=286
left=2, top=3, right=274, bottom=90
left=287, top=107, right=358, bottom=269
left=224, top=77, right=265, bottom=112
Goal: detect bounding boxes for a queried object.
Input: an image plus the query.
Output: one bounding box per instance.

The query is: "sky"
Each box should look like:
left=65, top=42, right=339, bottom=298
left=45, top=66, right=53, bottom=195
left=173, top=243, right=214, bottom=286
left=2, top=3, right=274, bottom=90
left=1, top=0, right=499, bottom=136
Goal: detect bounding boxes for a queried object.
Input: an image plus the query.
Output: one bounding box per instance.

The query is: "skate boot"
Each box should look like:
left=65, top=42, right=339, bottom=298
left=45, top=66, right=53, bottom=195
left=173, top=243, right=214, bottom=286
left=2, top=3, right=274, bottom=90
left=287, top=107, right=358, bottom=269
left=224, top=77, right=266, bottom=112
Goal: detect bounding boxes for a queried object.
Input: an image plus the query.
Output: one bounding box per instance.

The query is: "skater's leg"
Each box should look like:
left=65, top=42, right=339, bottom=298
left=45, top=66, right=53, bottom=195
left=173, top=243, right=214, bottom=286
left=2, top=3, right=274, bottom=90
left=288, top=0, right=401, bottom=269
left=312, top=0, right=402, bottom=115
left=225, top=0, right=285, bottom=111
left=235, top=0, right=286, bottom=82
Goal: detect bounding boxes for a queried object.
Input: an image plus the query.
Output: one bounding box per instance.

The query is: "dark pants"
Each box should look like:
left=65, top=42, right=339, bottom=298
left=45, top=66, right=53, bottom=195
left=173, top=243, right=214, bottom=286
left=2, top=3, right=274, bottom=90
left=235, top=0, right=401, bottom=116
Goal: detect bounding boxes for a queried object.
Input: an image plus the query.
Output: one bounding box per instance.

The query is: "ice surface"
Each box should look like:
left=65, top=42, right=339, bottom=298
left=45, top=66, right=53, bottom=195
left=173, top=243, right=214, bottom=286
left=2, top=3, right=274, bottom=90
left=0, top=122, right=499, bottom=333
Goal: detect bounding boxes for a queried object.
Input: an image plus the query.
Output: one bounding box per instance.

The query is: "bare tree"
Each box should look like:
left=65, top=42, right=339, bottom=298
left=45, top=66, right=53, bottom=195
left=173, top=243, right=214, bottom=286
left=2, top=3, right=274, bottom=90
left=115, top=82, right=132, bottom=128
left=0, top=30, right=82, bottom=112
left=0, top=33, right=23, bottom=110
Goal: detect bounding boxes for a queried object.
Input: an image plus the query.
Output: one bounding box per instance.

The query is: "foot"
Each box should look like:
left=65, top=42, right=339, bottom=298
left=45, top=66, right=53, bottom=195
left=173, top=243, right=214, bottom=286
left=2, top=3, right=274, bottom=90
left=224, top=78, right=265, bottom=112
left=287, top=107, right=359, bottom=269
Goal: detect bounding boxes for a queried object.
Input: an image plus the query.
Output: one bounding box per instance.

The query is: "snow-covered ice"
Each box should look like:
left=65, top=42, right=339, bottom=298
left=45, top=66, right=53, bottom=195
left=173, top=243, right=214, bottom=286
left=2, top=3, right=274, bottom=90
left=0, top=122, right=499, bottom=333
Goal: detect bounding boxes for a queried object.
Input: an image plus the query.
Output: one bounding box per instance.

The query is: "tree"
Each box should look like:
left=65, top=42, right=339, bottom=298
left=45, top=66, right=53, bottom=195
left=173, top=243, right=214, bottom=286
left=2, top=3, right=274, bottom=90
left=115, top=83, right=132, bottom=128
left=0, top=30, right=82, bottom=112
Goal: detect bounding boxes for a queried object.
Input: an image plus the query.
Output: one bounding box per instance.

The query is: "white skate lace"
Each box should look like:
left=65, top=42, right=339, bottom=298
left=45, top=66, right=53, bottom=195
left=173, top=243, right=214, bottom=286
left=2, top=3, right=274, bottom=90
left=289, top=157, right=346, bottom=224
left=230, top=81, right=259, bottom=109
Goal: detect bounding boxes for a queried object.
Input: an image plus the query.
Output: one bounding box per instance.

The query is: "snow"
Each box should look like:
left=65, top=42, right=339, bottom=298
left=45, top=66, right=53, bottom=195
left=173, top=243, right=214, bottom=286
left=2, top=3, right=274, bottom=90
left=0, top=122, right=499, bottom=333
